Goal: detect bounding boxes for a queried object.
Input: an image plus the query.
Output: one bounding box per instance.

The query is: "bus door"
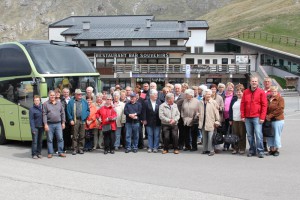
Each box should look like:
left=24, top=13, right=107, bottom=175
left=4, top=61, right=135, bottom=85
left=18, top=106, right=31, bottom=141
left=3, top=105, right=21, bottom=140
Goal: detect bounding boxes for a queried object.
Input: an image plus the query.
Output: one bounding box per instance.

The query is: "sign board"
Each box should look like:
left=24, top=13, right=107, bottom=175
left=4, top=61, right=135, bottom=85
left=236, top=55, right=249, bottom=64
left=97, top=53, right=169, bottom=58
left=185, top=65, right=191, bottom=78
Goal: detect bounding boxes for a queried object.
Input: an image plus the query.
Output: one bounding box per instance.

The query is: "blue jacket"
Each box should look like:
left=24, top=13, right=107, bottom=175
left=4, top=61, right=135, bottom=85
left=67, top=98, right=90, bottom=123
left=124, top=101, right=142, bottom=123
left=29, top=104, right=43, bottom=133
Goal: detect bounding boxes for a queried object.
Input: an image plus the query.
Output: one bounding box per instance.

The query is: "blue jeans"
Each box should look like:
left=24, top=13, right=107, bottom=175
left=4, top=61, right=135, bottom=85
left=146, top=125, right=160, bottom=150
left=31, top=127, right=44, bottom=157
left=114, top=127, right=122, bottom=148
left=245, top=117, right=264, bottom=155
left=267, top=120, right=284, bottom=149
left=125, top=122, right=140, bottom=150
left=47, top=123, right=64, bottom=154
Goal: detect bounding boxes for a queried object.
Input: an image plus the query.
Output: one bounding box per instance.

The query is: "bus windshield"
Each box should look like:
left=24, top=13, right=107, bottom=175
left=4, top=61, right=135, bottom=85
left=25, top=43, right=96, bottom=74
left=45, top=76, right=98, bottom=95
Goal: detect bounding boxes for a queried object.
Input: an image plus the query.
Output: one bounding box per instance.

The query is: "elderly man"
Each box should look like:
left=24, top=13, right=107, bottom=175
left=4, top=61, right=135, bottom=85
left=150, top=82, right=164, bottom=102
left=143, top=89, right=162, bottom=153
left=241, top=76, right=267, bottom=158
left=140, top=83, right=150, bottom=100
left=159, top=93, right=180, bottom=154
left=125, top=86, right=133, bottom=101
left=86, top=86, right=95, bottom=102
left=181, top=89, right=200, bottom=151
left=174, top=83, right=186, bottom=150
left=67, top=89, right=90, bottom=155
left=61, top=88, right=72, bottom=151
left=43, top=90, right=66, bottom=158
left=124, top=92, right=142, bottom=153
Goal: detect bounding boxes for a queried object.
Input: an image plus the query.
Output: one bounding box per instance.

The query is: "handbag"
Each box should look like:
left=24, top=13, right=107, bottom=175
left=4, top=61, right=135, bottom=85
left=223, top=134, right=239, bottom=145
left=263, top=121, right=274, bottom=137
left=102, top=124, right=112, bottom=132
left=212, top=131, right=224, bottom=145
left=217, top=122, right=228, bottom=135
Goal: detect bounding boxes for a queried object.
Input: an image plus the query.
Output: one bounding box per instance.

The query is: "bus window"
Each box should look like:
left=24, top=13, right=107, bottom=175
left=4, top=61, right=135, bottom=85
left=0, top=78, right=34, bottom=108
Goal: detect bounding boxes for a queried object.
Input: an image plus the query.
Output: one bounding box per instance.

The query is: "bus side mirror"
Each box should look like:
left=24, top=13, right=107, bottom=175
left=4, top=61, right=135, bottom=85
left=39, top=82, right=48, bottom=98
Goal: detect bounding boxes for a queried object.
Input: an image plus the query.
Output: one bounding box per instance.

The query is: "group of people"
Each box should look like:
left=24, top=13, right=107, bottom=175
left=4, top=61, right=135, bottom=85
left=29, top=76, right=285, bottom=159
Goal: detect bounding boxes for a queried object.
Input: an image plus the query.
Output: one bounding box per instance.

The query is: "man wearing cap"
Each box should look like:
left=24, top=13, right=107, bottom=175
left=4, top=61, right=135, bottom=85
left=124, top=92, right=142, bottom=153
left=67, top=89, right=90, bottom=155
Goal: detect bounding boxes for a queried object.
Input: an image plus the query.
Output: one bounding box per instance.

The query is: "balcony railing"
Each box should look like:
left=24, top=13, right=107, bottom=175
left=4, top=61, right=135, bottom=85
left=113, top=64, right=250, bottom=74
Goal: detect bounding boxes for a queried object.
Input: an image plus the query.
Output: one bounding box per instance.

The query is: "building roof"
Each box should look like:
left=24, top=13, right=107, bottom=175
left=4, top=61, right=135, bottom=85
left=80, top=46, right=187, bottom=53
left=49, top=15, right=154, bottom=27
left=50, top=15, right=208, bottom=40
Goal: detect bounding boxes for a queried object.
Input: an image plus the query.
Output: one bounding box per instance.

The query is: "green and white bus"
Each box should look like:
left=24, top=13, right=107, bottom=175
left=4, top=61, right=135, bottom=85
left=0, top=40, right=100, bottom=144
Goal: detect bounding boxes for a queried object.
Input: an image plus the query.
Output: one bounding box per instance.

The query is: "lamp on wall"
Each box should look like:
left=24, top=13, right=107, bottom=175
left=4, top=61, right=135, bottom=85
left=198, top=73, right=201, bottom=78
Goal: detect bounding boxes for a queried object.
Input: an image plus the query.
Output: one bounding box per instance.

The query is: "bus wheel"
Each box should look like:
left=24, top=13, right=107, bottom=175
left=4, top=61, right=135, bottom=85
left=0, top=119, right=7, bottom=145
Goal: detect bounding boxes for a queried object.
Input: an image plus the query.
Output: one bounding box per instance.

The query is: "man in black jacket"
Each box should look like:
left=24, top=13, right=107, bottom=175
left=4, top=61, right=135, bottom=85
left=143, top=89, right=162, bottom=153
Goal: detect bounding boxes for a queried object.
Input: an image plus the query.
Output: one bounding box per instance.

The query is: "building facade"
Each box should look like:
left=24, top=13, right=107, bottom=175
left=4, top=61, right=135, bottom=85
left=49, top=15, right=258, bottom=90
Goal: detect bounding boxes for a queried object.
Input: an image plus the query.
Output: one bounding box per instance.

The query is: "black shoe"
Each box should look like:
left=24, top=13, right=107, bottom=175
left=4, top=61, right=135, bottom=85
left=138, top=146, right=144, bottom=149
left=258, top=153, right=264, bottom=158
left=104, top=150, right=108, bottom=154
left=202, top=151, right=209, bottom=154
left=125, top=149, right=130, bottom=153
left=273, top=151, right=280, bottom=156
left=190, top=148, right=198, bottom=152
left=133, top=149, right=138, bottom=153
left=178, top=146, right=183, bottom=150
left=247, top=153, right=253, bottom=157
left=183, top=148, right=191, bottom=151
left=79, top=150, right=84, bottom=154
left=110, top=150, right=115, bottom=154
left=72, top=151, right=77, bottom=155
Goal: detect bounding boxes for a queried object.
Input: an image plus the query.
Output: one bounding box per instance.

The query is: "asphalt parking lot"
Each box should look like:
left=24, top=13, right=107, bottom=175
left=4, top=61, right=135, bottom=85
left=0, top=96, right=300, bottom=200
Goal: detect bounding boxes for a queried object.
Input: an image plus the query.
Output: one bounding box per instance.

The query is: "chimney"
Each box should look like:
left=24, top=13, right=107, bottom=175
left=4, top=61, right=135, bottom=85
left=146, top=19, right=152, bottom=28
left=178, top=21, right=186, bottom=32
left=83, top=21, right=90, bottom=31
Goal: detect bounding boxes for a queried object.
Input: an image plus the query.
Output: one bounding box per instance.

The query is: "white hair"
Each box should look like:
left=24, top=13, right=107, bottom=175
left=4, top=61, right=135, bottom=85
left=174, top=84, right=182, bottom=88
left=184, top=89, right=194, bottom=96
left=165, top=93, right=174, bottom=101
left=113, top=91, right=120, bottom=97
left=199, top=84, right=207, bottom=91
left=202, top=89, right=212, bottom=96
left=86, top=86, right=94, bottom=92
left=149, top=89, right=158, bottom=96
left=150, top=82, right=157, bottom=88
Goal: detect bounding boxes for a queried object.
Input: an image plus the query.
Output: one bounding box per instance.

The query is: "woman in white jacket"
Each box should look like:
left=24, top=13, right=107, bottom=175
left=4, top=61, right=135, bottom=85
left=113, top=91, right=126, bottom=150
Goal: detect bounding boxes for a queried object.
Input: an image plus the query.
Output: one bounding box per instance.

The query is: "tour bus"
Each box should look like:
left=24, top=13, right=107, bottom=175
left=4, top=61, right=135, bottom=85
left=0, top=40, right=100, bottom=144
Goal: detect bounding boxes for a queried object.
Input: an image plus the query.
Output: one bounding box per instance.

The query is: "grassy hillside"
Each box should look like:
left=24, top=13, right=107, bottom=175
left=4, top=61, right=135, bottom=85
left=201, top=0, right=300, bottom=39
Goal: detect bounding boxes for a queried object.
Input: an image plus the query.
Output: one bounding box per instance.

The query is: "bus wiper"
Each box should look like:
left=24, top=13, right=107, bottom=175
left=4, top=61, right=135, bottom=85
left=50, top=40, right=78, bottom=47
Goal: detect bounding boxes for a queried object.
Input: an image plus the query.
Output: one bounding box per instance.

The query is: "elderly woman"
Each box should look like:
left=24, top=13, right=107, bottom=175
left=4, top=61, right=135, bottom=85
left=93, top=93, right=104, bottom=149
left=29, top=95, right=44, bottom=159
left=229, top=84, right=246, bottom=154
left=113, top=91, right=126, bottom=150
left=266, top=86, right=285, bottom=156
left=210, top=84, right=224, bottom=152
left=96, top=94, right=117, bottom=154
left=217, top=83, right=226, bottom=99
left=85, top=95, right=97, bottom=151
left=143, top=89, right=162, bottom=153
left=223, top=82, right=235, bottom=151
left=159, top=93, right=180, bottom=154
left=198, top=89, right=220, bottom=156
left=181, top=89, right=200, bottom=151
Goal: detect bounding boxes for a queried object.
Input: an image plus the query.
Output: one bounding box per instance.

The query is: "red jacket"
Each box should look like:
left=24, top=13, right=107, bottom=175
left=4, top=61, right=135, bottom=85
left=96, top=105, right=117, bottom=131
left=241, top=87, right=267, bottom=120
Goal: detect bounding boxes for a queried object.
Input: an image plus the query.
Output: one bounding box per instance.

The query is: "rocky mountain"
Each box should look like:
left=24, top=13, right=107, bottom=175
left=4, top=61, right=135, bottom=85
left=0, top=0, right=232, bottom=42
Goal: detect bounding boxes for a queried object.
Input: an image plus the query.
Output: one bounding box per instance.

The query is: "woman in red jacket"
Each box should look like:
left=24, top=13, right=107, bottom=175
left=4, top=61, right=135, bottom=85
left=96, top=94, right=117, bottom=154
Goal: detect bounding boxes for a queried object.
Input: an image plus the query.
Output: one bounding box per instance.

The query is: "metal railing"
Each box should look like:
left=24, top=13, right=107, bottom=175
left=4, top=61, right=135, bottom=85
left=113, top=64, right=250, bottom=74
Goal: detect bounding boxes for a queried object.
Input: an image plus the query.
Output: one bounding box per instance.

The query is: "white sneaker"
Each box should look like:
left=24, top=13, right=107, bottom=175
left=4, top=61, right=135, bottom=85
left=153, top=149, right=158, bottom=153
left=148, top=149, right=152, bottom=153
